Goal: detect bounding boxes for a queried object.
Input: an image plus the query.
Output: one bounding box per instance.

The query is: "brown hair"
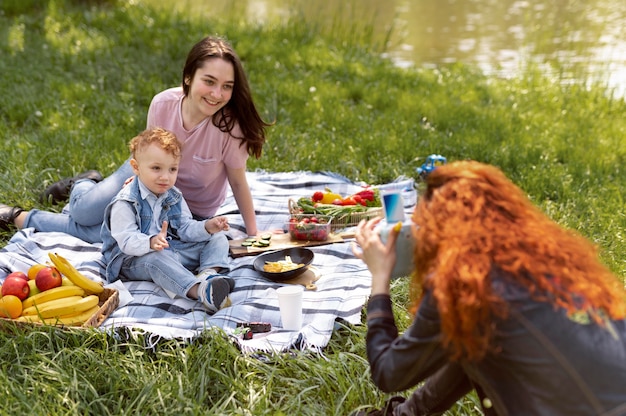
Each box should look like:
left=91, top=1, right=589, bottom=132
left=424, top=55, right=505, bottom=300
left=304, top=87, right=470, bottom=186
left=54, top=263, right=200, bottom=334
left=182, top=35, right=271, bottom=159
left=411, top=160, right=626, bottom=361
left=129, top=128, right=181, bottom=159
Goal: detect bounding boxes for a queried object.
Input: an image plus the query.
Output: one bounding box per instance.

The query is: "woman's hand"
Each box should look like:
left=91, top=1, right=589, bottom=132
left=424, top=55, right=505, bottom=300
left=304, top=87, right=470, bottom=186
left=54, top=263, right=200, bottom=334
left=151, top=221, right=170, bottom=251
left=352, top=218, right=400, bottom=295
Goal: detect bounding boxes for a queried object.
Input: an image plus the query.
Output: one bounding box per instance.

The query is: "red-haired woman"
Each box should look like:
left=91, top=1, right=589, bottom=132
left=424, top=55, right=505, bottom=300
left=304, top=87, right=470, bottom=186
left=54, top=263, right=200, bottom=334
left=354, top=160, right=626, bottom=415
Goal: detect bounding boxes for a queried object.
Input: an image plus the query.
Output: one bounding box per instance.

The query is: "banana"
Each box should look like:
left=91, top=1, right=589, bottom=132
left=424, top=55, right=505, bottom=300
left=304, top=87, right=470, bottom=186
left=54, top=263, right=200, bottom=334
left=61, top=276, right=75, bottom=286
left=56, top=304, right=101, bottom=326
left=17, top=305, right=100, bottom=326
left=22, top=285, right=86, bottom=310
left=48, top=252, right=104, bottom=295
left=21, top=295, right=99, bottom=318
left=21, top=295, right=84, bottom=316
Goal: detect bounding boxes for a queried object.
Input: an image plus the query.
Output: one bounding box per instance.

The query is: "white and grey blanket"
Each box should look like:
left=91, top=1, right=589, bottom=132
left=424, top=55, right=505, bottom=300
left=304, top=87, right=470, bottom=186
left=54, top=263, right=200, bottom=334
left=0, top=171, right=415, bottom=352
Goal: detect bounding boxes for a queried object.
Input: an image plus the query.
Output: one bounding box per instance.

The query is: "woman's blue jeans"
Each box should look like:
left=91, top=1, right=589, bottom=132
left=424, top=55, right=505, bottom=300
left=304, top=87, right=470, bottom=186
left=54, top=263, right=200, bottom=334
left=24, top=160, right=134, bottom=243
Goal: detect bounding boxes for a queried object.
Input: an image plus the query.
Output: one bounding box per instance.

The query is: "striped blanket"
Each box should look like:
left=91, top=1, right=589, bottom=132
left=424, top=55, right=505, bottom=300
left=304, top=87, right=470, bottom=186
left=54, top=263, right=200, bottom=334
left=0, top=171, right=415, bottom=352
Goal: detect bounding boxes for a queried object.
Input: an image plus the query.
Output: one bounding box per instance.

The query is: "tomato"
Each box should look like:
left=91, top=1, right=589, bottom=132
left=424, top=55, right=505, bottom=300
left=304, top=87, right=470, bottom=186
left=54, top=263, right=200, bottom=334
left=312, top=191, right=324, bottom=202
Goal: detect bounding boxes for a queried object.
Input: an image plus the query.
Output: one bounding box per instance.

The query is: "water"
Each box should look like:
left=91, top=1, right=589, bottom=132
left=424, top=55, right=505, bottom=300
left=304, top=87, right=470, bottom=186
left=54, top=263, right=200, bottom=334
left=146, top=0, right=626, bottom=97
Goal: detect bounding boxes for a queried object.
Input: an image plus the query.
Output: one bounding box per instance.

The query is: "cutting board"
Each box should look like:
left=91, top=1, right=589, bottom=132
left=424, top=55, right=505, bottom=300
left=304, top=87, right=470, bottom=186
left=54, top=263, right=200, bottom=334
left=282, top=266, right=321, bottom=290
left=229, top=232, right=355, bottom=258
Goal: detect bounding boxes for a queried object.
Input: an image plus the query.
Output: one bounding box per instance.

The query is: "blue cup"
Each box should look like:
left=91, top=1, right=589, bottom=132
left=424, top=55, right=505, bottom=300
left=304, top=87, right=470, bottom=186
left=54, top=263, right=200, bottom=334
left=382, top=190, right=405, bottom=223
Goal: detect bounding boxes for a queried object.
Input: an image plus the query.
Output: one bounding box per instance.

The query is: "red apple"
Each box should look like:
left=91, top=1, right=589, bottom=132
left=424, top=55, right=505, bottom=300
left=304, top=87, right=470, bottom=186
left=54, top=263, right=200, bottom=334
left=35, top=266, right=62, bottom=291
left=2, top=276, right=30, bottom=300
left=6, top=271, right=28, bottom=281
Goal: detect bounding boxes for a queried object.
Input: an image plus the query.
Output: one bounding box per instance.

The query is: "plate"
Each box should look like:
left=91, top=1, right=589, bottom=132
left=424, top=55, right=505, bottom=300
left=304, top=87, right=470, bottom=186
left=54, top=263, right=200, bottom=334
left=253, top=247, right=314, bottom=282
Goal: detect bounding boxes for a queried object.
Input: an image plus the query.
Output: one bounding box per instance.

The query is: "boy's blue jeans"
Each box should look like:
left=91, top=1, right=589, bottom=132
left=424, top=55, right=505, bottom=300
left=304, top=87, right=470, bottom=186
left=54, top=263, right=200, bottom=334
left=117, top=236, right=231, bottom=298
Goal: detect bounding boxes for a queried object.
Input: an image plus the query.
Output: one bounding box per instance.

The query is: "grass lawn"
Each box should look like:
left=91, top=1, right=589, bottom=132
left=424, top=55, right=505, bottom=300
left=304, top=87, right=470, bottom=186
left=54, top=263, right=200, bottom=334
left=1, top=0, right=625, bottom=414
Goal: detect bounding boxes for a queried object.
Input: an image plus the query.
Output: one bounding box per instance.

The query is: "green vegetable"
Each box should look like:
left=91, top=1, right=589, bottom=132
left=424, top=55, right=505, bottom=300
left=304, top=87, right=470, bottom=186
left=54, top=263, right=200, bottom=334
left=296, top=198, right=374, bottom=219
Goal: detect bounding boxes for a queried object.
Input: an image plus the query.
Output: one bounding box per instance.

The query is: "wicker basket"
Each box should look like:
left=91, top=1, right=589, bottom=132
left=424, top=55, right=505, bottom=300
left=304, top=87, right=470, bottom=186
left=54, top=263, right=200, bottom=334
left=0, top=287, right=119, bottom=330
left=83, top=287, right=119, bottom=328
left=289, top=199, right=383, bottom=231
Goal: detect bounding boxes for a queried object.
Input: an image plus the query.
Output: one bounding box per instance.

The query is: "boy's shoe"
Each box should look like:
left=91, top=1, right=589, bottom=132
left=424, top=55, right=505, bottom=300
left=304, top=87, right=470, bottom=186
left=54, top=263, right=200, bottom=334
left=40, top=170, right=103, bottom=204
left=197, top=269, right=235, bottom=291
left=197, top=275, right=235, bottom=313
left=0, top=204, right=24, bottom=232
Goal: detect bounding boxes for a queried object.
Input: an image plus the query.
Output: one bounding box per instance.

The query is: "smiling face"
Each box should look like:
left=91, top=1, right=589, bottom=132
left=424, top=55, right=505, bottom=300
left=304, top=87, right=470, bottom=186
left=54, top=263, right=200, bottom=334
left=184, top=57, right=235, bottom=124
left=130, top=142, right=180, bottom=196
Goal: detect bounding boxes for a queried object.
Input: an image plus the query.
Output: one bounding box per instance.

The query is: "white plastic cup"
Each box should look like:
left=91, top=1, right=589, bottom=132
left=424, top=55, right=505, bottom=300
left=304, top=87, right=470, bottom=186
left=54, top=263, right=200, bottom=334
left=378, top=219, right=416, bottom=279
left=276, top=285, right=304, bottom=330
left=381, top=190, right=406, bottom=223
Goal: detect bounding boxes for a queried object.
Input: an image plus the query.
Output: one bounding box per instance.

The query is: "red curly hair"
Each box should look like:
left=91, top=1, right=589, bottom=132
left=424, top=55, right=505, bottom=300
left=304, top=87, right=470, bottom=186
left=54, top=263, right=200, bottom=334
left=410, top=160, right=626, bottom=361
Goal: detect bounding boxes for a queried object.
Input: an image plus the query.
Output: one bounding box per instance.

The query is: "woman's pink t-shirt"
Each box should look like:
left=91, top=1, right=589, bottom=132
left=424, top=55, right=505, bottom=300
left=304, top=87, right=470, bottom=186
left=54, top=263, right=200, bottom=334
left=147, top=87, right=249, bottom=218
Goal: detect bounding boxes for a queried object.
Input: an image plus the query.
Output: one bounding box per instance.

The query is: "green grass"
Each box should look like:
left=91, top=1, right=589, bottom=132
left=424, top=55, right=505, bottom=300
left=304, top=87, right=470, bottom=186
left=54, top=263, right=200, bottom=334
left=1, top=0, right=625, bottom=415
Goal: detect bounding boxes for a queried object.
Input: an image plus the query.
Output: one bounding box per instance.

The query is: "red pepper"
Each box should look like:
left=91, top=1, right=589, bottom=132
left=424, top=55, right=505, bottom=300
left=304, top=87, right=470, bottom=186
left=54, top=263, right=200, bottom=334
left=352, top=195, right=366, bottom=206
left=354, top=189, right=375, bottom=201
left=341, top=197, right=357, bottom=206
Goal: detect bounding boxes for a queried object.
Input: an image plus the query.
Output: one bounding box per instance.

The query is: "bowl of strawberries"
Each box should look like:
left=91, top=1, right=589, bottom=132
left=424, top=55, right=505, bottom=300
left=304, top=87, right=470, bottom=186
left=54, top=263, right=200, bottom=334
left=286, top=214, right=332, bottom=241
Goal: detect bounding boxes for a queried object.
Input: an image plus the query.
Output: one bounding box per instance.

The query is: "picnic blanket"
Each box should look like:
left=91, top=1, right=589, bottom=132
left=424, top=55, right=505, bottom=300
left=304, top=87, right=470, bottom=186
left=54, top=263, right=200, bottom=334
left=0, top=171, right=416, bottom=352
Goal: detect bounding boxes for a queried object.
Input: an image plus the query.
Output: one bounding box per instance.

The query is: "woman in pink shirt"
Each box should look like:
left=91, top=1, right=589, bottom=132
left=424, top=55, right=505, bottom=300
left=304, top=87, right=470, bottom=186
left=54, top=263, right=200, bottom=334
left=1, top=36, right=271, bottom=243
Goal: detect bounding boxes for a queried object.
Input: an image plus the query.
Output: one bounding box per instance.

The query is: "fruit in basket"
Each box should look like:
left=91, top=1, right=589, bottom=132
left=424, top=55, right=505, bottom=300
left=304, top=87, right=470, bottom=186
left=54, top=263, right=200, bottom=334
left=7, top=271, right=28, bottom=281
left=21, top=294, right=99, bottom=319
left=28, top=264, right=48, bottom=280
left=0, top=295, right=23, bottom=319
left=17, top=304, right=100, bottom=326
left=48, top=252, right=104, bottom=295
left=27, top=280, right=41, bottom=297
left=36, top=266, right=63, bottom=291
left=2, top=276, right=30, bottom=300
left=22, top=285, right=86, bottom=309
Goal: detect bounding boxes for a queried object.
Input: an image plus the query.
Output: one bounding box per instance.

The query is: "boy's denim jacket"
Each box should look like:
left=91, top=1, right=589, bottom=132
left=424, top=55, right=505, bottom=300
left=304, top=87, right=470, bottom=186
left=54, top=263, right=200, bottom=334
left=100, top=177, right=202, bottom=282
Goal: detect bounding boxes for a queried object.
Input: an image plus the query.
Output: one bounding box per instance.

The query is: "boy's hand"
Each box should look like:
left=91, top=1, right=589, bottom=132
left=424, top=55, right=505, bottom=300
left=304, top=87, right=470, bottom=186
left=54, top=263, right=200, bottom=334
left=151, top=221, right=170, bottom=251
left=206, top=216, right=230, bottom=234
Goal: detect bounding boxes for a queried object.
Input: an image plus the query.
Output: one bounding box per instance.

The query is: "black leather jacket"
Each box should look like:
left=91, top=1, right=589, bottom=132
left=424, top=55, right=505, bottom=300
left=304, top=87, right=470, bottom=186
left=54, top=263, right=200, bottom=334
left=366, top=270, right=626, bottom=415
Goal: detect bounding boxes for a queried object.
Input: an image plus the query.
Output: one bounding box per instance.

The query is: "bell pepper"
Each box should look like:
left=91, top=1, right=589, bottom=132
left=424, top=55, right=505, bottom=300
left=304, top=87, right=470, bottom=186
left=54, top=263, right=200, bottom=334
left=353, top=189, right=375, bottom=201
left=352, top=195, right=365, bottom=206
left=321, top=191, right=343, bottom=204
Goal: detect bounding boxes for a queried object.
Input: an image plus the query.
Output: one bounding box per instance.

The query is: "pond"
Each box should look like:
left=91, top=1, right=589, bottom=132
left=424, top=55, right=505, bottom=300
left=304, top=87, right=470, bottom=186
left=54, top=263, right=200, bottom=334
left=146, top=0, right=626, bottom=97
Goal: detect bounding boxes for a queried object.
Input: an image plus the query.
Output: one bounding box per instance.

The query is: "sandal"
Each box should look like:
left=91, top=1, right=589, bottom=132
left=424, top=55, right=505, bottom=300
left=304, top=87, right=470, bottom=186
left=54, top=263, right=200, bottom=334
left=0, top=204, right=24, bottom=232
